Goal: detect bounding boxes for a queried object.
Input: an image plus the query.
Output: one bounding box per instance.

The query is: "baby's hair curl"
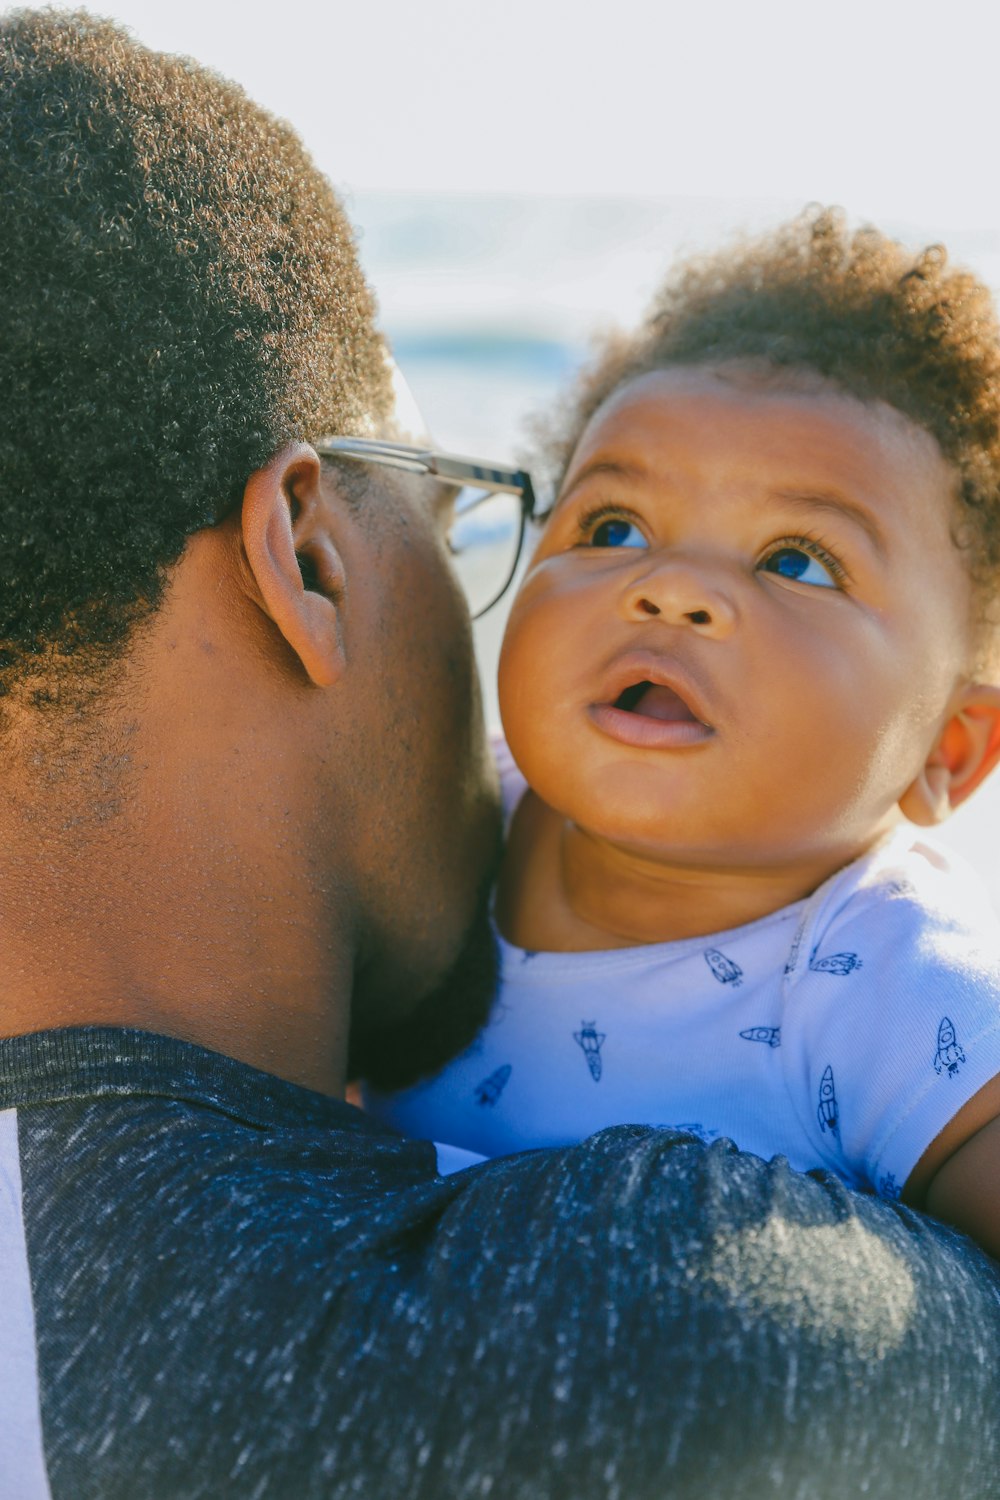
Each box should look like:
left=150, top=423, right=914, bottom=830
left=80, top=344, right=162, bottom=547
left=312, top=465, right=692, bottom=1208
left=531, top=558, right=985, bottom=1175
left=539, top=208, right=1000, bottom=642
left=0, top=9, right=392, bottom=700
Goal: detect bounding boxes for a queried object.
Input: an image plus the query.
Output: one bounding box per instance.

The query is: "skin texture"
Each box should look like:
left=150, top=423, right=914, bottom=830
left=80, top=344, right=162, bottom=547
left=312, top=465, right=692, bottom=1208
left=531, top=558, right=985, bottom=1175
left=0, top=446, right=501, bottom=1097
left=496, top=364, right=1000, bottom=1257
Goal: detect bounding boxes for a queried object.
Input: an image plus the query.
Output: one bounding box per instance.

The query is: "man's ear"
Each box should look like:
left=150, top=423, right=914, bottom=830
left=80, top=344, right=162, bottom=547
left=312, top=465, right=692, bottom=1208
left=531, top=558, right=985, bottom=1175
left=899, top=684, right=1000, bottom=826
left=240, top=443, right=347, bottom=688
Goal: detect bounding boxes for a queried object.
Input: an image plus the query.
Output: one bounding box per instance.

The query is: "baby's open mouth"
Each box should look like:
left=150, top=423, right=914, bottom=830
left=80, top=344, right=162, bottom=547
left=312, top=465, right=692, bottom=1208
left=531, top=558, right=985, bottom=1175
left=613, top=681, right=700, bottom=723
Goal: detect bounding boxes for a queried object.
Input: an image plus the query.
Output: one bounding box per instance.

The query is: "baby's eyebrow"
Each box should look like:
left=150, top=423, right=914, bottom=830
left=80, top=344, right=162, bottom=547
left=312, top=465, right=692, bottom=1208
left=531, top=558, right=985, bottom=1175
left=559, top=458, right=646, bottom=500
left=772, top=490, right=887, bottom=559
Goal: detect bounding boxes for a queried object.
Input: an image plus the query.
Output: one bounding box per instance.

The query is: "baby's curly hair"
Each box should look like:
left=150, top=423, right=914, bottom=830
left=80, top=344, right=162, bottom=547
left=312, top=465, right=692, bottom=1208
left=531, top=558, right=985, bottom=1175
left=542, top=208, right=1000, bottom=631
left=0, top=9, right=392, bottom=697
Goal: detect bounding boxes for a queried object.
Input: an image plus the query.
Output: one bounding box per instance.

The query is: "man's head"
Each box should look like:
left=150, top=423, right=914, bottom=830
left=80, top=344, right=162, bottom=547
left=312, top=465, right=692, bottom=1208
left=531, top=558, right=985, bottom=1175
left=1, top=7, right=392, bottom=704
left=500, top=213, right=1000, bottom=885
left=0, top=10, right=502, bottom=1093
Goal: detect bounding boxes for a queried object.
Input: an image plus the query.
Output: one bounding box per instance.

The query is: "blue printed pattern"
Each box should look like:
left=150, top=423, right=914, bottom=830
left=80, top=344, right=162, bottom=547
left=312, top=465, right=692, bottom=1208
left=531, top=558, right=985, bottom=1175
left=809, top=951, right=863, bottom=975
left=739, top=1026, right=781, bottom=1048
left=784, top=923, right=806, bottom=975
left=573, top=1022, right=606, bottom=1082
left=474, top=1065, right=512, bottom=1107
left=704, top=948, right=743, bottom=986
left=817, top=1064, right=840, bottom=1139
left=878, top=1173, right=902, bottom=1201
left=934, top=1017, right=966, bottom=1078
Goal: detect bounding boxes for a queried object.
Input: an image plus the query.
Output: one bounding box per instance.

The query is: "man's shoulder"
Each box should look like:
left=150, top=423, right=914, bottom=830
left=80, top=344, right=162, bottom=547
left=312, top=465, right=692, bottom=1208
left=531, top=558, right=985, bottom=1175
left=6, top=1032, right=1000, bottom=1497
left=9, top=1028, right=704, bottom=1250
left=6, top=1027, right=447, bottom=1238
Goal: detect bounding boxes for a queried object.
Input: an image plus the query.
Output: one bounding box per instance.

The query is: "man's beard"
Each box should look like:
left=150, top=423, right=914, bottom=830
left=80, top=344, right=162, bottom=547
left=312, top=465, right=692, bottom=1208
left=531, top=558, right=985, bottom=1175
left=346, top=885, right=500, bottom=1092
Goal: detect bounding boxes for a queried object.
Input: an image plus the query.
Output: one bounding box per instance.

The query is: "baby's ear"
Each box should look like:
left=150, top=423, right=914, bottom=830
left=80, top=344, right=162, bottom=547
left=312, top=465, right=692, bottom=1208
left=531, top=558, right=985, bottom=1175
left=900, top=684, right=1000, bottom=826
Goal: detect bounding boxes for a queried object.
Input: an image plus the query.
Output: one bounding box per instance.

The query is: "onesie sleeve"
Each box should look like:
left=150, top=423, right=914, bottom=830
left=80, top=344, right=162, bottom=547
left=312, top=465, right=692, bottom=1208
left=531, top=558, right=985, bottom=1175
left=779, top=837, right=1000, bottom=1199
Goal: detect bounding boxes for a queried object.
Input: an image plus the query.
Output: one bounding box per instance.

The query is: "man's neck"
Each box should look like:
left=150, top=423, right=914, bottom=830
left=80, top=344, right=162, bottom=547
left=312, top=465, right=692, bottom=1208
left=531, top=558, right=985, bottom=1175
left=0, top=583, right=360, bottom=1098
left=0, top=769, right=355, bottom=1094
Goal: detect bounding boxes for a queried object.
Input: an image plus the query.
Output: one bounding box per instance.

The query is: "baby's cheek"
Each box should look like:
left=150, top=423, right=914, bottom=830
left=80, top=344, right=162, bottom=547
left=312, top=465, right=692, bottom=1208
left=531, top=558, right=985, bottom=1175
left=497, top=634, right=561, bottom=788
left=498, top=628, right=543, bottom=761
left=497, top=595, right=544, bottom=720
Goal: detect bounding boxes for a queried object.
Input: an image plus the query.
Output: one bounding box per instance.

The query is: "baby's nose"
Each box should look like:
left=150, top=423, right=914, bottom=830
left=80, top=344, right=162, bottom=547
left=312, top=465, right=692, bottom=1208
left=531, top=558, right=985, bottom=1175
left=622, top=556, right=737, bottom=638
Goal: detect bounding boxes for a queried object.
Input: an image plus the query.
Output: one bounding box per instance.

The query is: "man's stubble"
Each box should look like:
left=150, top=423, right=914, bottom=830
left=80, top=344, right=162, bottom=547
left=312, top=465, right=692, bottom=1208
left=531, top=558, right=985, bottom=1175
left=347, top=873, right=501, bottom=1092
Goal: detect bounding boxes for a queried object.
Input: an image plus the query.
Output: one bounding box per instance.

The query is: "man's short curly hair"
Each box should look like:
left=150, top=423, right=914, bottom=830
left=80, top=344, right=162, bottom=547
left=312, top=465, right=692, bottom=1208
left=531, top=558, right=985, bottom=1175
left=541, top=208, right=1000, bottom=629
left=0, top=9, right=392, bottom=695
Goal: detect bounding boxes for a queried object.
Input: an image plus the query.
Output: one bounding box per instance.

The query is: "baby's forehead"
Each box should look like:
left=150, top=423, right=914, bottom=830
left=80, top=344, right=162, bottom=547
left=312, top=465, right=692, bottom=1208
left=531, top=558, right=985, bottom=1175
left=558, top=365, right=960, bottom=523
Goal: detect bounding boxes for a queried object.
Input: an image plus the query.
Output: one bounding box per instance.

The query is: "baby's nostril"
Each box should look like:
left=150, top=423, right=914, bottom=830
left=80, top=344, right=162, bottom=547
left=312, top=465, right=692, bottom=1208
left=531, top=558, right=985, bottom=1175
left=637, top=598, right=661, bottom=616
left=687, top=609, right=711, bottom=626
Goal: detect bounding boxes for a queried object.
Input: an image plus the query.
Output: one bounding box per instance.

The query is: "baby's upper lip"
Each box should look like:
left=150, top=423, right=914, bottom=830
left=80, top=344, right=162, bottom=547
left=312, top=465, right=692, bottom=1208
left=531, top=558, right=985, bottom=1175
left=596, top=650, right=715, bottom=727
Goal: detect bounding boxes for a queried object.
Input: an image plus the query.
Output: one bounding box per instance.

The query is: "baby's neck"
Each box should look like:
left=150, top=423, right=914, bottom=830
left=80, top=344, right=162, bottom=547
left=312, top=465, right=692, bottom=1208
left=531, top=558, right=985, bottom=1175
left=495, top=792, right=894, bottom=952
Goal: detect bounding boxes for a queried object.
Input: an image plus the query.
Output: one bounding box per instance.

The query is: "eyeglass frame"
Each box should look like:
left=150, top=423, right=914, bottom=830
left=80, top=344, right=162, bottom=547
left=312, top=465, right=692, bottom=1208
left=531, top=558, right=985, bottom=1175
left=314, top=436, right=538, bottom=619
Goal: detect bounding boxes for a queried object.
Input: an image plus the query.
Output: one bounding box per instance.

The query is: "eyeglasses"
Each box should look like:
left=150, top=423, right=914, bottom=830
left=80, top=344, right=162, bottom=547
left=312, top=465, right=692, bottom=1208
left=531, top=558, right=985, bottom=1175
left=315, top=436, right=537, bottom=619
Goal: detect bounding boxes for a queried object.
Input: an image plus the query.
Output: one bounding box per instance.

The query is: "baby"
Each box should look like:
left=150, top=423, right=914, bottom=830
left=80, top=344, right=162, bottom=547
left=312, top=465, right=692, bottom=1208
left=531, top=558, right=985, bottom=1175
left=370, top=210, right=1000, bottom=1259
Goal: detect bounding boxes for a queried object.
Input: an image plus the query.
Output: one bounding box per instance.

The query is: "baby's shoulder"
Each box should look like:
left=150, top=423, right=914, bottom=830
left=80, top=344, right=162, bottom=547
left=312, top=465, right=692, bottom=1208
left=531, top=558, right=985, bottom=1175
left=775, top=833, right=1000, bottom=1195
left=785, top=830, right=1000, bottom=986
left=777, top=834, right=1000, bottom=1107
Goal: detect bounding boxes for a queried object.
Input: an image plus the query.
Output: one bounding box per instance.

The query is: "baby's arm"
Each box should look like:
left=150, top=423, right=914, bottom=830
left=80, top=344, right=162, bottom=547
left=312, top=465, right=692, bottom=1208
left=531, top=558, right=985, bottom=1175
left=907, top=1073, right=1000, bottom=1261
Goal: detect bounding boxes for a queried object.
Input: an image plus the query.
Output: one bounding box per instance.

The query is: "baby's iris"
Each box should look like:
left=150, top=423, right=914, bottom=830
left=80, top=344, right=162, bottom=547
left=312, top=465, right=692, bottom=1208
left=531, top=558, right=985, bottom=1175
left=761, top=546, right=837, bottom=588
left=591, top=518, right=646, bottom=549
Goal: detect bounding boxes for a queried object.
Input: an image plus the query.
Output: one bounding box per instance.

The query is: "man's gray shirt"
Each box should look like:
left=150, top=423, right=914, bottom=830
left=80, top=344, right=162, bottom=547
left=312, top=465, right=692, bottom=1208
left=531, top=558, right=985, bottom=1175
left=1, top=1027, right=998, bottom=1499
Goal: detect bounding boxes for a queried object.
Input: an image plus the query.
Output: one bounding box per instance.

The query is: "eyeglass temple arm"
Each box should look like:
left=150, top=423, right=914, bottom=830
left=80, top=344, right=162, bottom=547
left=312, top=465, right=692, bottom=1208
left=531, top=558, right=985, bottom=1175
left=317, top=439, right=433, bottom=474
left=430, top=454, right=535, bottom=512
left=318, top=438, right=535, bottom=514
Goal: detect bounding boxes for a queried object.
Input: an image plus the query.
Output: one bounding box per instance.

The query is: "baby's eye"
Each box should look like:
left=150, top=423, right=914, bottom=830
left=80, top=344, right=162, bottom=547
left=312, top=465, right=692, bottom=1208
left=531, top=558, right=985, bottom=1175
left=589, top=517, right=647, bottom=549
left=760, top=545, right=839, bottom=589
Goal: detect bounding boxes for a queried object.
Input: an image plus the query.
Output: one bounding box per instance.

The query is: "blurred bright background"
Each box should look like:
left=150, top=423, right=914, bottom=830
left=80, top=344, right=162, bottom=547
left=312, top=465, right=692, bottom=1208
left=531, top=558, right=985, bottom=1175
left=35, top=0, right=1000, bottom=900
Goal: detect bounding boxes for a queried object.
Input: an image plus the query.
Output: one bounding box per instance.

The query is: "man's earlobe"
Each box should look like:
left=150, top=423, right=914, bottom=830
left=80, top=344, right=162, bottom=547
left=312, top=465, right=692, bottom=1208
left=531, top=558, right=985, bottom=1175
left=240, top=443, right=346, bottom=688
left=900, top=685, right=1000, bottom=826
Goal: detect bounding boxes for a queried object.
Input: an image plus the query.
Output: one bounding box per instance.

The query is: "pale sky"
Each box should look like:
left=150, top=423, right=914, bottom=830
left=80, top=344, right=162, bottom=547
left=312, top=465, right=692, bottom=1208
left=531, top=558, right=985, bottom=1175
left=47, top=0, right=1000, bottom=234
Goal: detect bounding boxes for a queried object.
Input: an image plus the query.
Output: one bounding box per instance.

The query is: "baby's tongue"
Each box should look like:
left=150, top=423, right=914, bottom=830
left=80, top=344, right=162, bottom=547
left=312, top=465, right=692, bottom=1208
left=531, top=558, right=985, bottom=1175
left=631, top=683, right=696, bottom=722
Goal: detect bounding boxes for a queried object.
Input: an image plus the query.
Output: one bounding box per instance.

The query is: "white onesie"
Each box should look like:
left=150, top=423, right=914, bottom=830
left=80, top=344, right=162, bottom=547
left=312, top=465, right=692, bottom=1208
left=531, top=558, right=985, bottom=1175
left=368, top=739, right=1000, bottom=1195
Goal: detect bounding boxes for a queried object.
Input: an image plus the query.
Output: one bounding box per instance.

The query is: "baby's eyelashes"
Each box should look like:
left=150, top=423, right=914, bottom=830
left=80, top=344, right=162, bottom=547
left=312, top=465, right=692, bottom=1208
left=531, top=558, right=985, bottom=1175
left=573, top=502, right=649, bottom=549
left=757, top=536, right=847, bottom=590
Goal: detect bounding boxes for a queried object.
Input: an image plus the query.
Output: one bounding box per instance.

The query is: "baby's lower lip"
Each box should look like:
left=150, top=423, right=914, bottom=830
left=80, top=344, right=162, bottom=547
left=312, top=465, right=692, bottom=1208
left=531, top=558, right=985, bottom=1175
left=588, top=702, right=714, bottom=749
